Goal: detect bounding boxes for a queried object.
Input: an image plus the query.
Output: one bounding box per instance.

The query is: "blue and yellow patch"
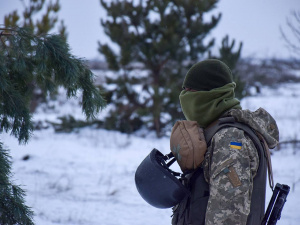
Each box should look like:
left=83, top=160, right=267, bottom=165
left=230, top=142, right=242, bottom=150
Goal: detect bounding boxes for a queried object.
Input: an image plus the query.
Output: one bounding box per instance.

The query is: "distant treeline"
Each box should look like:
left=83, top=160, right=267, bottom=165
left=88, top=57, right=300, bottom=88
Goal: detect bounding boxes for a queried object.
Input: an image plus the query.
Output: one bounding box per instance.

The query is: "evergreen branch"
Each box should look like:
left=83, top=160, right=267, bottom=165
left=0, top=31, right=13, bottom=37
left=0, top=143, right=34, bottom=225
left=0, top=28, right=16, bottom=32
left=0, top=26, right=106, bottom=142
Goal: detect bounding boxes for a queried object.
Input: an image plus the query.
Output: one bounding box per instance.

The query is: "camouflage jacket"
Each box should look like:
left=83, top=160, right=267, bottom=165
left=202, top=108, right=279, bottom=225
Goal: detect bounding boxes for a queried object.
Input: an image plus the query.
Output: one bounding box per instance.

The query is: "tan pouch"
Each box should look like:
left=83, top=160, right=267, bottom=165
left=170, top=121, right=207, bottom=173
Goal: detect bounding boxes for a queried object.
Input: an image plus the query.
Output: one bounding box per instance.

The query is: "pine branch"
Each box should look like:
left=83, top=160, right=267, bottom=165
left=0, top=143, right=34, bottom=225
left=0, top=27, right=106, bottom=143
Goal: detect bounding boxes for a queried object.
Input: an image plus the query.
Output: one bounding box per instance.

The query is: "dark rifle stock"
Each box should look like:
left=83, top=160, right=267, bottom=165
left=261, top=183, right=290, bottom=225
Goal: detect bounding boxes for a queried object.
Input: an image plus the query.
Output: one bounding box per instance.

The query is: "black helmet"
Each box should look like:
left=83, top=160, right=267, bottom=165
left=135, top=148, right=189, bottom=209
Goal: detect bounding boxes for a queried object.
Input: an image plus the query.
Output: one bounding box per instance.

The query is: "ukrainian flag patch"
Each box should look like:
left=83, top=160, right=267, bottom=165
left=230, top=142, right=242, bottom=150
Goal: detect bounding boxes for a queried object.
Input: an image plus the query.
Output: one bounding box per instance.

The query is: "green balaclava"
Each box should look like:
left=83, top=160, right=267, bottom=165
left=180, top=59, right=241, bottom=128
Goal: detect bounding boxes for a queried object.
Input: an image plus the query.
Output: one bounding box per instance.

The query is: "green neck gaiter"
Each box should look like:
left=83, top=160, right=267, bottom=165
left=179, top=82, right=242, bottom=128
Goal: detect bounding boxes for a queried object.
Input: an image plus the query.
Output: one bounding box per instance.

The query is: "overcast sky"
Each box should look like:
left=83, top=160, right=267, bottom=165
left=1, top=0, right=299, bottom=60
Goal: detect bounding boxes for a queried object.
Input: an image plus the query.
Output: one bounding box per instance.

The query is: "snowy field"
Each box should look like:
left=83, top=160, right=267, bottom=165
left=1, top=82, right=300, bottom=225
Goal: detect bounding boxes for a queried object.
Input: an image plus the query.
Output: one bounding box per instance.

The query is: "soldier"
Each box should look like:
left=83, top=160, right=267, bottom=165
left=174, top=59, right=279, bottom=225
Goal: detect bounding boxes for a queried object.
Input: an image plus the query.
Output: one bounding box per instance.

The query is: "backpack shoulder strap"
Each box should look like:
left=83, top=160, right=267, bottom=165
left=204, top=117, right=235, bottom=145
left=205, top=117, right=263, bottom=153
left=204, top=116, right=274, bottom=190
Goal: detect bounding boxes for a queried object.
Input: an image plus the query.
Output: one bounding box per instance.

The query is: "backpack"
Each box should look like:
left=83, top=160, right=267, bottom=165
left=170, top=120, right=207, bottom=173
left=169, top=117, right=272, bottom=225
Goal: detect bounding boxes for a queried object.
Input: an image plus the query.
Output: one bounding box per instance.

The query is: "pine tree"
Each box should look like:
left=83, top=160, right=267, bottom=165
left=209, top=35, right=245, bottom=99
left=99, top=0, right=222, bottom=137
left=0, top=143, right=34, bottom=225
left=4, top=0, right=67, bottom=39
left=0, top=27, right=106, bottom=224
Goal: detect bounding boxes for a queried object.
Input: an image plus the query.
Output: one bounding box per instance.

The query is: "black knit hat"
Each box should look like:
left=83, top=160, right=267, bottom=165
left=182, top=59, right=233, bottom=91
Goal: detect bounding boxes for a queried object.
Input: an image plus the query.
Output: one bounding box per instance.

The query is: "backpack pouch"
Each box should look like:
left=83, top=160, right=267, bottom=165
left=170, top=121, right=207, bottom=173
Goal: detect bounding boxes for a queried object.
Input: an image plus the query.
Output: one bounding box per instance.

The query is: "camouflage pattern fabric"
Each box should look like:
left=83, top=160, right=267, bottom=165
left=202, top=107, right=279, bottom=225
left=203, top=127, right=259, bottom=225
left=227, top=108, right=279, bottom=149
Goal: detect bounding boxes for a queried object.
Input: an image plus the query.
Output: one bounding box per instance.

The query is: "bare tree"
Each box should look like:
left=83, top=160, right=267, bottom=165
left=280, top=10, right=300, bottom=56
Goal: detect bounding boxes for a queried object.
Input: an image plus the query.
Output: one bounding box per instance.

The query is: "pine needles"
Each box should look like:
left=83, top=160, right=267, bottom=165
left=0, top=143, right=34, bottom=225
left=0, top=27, right=106, bottom=143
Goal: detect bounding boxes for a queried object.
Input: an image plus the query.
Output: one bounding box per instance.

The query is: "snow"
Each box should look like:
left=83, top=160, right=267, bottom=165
left=1, top=82, right=300, bottom=225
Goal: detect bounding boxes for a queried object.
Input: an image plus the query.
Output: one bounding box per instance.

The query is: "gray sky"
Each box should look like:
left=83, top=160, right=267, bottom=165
left=1, top=0, right=299, bottom=60
left=212, top=0, right=299, bottom=59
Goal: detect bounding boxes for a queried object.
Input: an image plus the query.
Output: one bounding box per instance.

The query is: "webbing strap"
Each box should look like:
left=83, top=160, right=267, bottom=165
left=159, top=154, right=181, bottom=177
left=256, top=133, right=274, bottom=190
left=204, top=117, right=274, bottom=190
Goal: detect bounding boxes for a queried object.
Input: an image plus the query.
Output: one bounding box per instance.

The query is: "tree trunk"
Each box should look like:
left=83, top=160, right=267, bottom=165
left=153, top=85, right=162, bottom=137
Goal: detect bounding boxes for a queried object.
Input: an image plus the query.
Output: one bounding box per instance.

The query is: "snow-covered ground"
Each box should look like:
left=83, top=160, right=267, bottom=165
left=1, top=83, right=300, bottom=225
